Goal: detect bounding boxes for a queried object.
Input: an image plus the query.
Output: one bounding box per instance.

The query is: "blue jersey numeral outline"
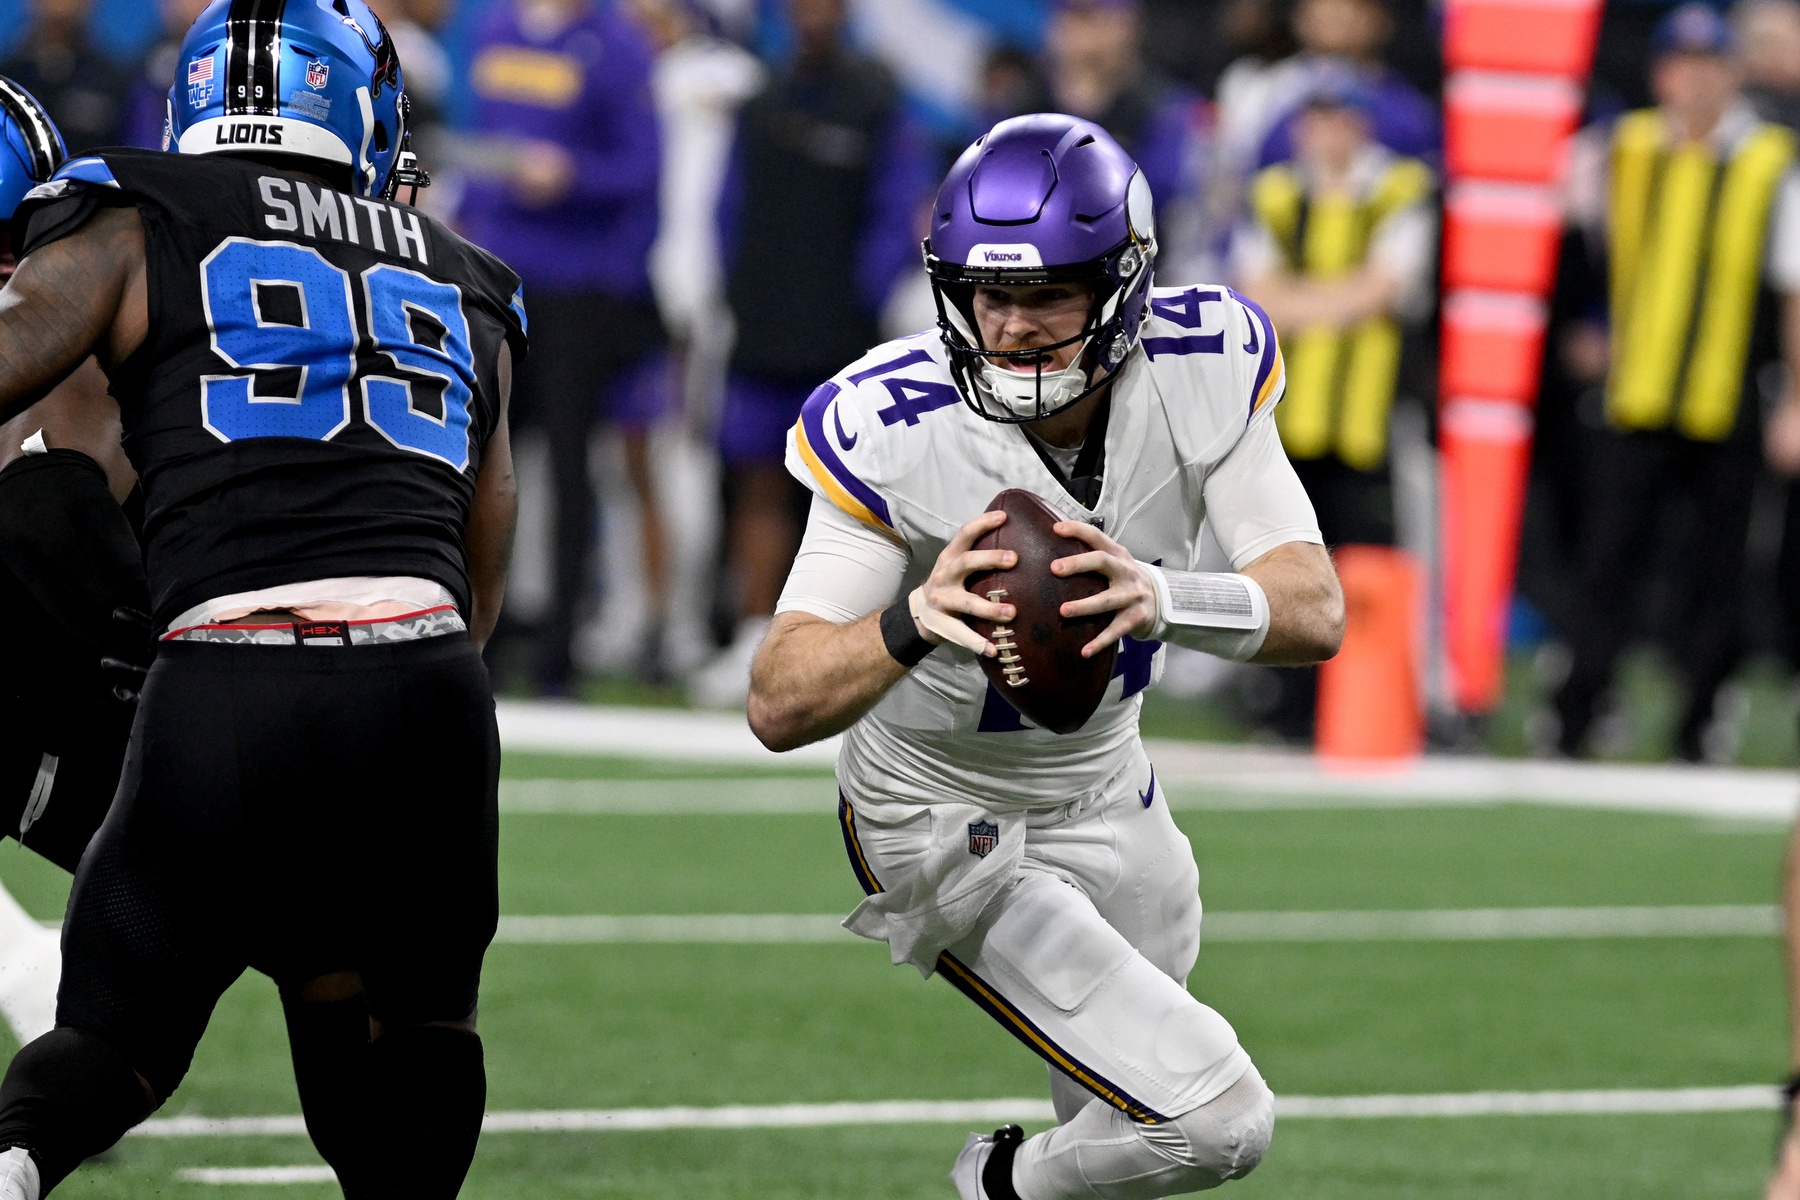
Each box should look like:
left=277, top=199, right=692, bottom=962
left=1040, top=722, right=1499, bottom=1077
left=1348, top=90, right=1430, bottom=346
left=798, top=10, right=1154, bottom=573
left=360, top=264, right=476, bottom=471
left=199, top=237, right=477, bottom=470
left=200, top=238, right=356, bottom=444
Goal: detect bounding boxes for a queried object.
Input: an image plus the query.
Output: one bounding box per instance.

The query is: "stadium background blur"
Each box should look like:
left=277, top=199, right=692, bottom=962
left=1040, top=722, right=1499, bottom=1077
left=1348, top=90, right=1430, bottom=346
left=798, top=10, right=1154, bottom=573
left=11, top=0, right=1793, bottom=767
left=0, top=3, right=1797, bottom=1199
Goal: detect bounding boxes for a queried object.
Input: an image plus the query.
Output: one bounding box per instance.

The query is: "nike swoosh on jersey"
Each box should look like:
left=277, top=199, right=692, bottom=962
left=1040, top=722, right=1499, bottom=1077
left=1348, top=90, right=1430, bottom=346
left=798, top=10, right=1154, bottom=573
left=833, top=405, right=857, bottom=451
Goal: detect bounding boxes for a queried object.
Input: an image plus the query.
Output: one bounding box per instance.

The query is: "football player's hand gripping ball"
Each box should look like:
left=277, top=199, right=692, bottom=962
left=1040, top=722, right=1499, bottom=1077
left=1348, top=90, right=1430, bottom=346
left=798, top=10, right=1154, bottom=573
left=907, top=509, right=1017, bottom=657
left=1050, top=521, right=1160, bottom=659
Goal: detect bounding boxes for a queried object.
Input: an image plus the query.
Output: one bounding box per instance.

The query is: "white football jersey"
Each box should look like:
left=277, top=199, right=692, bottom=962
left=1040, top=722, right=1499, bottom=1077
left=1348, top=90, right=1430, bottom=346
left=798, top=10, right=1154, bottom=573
left=784, top=284, right=1292, bottom=812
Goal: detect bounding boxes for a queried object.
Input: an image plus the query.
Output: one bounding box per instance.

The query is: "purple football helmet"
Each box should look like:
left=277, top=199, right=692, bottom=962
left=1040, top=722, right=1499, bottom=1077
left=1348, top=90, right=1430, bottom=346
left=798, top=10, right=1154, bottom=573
left=924, top=113, right=1157, bottom=423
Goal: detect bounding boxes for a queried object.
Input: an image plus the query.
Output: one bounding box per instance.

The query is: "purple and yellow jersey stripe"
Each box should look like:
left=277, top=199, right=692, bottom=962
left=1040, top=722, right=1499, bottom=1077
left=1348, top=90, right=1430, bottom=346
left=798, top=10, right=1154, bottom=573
left=793, top=382, right=895, bottom=534
left=1233, top=290, right=1285, bottom=423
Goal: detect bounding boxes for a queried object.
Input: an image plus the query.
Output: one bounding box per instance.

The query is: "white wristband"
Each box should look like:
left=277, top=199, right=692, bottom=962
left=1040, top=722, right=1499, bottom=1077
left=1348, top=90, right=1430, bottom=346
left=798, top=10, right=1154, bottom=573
left=1144, top=564, right=1270, bottom=661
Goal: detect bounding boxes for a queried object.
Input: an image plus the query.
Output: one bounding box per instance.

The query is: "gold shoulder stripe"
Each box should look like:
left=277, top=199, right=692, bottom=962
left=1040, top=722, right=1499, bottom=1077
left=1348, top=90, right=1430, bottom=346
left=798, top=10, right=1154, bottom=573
left=793, top=420, right=897, bottom=536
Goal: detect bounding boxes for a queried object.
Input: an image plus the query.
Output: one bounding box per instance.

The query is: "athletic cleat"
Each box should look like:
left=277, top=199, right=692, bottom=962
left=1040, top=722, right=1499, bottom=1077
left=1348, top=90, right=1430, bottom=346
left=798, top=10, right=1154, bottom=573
left=950, top=1124, right=1024, bottom=1200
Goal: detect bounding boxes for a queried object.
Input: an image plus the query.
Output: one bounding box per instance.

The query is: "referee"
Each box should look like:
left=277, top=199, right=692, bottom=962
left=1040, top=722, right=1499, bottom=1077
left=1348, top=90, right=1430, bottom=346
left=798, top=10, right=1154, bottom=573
left=1556, top=5, right=1800, bottom=760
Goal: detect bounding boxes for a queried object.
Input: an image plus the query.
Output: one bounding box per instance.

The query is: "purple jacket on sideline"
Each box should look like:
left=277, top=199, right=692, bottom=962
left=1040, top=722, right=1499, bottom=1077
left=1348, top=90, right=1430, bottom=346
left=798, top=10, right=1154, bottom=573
left=458, top=1, right=661, bottom=297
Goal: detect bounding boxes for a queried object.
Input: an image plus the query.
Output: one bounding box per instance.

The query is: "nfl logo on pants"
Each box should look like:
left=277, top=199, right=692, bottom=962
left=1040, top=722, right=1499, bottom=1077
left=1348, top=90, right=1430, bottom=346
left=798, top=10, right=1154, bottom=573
left=968, top=820, right=999, bottom=859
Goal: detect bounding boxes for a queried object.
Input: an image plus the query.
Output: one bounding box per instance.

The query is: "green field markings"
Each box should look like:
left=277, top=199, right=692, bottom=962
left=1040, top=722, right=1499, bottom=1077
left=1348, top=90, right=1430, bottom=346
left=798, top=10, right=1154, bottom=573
left=119, top=1085, right=1787, bottom=1141
left=83, top=936, right=1760, bottom=1121
left=489, top=803, right=1785, bottom=917
left=485, top=906, right=1784, bottom=945
left=500, top=776, right=838, bottom=813
left=49, top=1112, right=1787, bottom=1199
left=1207, top=938, right=1783, bottom=1095
left=499, top=752, right=835, bottom=782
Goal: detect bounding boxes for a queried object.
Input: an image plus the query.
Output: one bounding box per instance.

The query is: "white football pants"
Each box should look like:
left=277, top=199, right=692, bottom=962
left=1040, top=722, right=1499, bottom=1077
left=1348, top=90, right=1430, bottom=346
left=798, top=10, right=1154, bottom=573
left=842, top=757, right=1272, bottom=1199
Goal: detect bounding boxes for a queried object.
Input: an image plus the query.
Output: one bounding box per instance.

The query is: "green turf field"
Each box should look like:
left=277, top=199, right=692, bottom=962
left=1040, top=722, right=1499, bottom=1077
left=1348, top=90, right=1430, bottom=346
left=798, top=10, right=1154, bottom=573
left=0, top=751, right=1789, bottom=1198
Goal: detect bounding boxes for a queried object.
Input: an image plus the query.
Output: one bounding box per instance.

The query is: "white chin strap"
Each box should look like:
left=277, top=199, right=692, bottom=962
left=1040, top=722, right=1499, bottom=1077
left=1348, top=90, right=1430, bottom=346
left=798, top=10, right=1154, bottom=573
left=973, top=357, right=1090, bottom=419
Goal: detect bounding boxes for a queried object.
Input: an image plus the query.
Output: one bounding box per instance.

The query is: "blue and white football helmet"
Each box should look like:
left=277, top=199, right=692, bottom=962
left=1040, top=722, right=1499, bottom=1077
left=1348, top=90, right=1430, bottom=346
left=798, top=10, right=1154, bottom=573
left=165, top=0, right=426, bottom=200
left=0, top=76, right=64, bottom=227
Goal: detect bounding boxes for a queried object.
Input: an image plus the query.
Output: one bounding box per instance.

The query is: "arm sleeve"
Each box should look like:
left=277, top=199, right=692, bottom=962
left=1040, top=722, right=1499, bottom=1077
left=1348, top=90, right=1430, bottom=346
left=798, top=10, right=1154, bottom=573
left=1202, top=410, right=1324, bottom=569
left=775, top=494, right=911, bottom=624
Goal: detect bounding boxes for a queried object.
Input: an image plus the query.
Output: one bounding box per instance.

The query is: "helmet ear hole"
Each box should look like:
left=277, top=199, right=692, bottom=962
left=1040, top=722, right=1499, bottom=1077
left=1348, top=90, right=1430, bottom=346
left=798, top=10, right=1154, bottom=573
left=373, top=122, right=389, bottom=153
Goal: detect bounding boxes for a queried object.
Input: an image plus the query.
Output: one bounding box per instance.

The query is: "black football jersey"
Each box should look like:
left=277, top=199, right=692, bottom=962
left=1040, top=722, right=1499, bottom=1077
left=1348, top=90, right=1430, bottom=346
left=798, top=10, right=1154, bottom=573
left=14, top=149, right=528, bottom=626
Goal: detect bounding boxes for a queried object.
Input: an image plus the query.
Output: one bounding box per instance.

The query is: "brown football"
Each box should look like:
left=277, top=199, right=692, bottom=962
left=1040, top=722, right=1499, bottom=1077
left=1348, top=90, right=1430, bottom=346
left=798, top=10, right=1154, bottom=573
left=962, top=489, right=1118, bottom=734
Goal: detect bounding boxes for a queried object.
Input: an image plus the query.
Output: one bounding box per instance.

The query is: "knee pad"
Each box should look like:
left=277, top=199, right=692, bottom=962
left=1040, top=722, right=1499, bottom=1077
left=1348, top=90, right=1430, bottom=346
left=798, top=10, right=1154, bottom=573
left=1141, top=1064, right=1274, bottom=1189
left=0, top=1027, right=153, bottom=1193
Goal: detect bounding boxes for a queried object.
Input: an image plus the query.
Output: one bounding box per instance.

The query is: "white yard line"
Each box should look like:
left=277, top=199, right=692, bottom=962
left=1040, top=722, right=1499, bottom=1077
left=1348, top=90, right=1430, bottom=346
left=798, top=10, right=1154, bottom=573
left=495, top=702, right=1800, bottom=821
left=137, top=1087, right=1784, bottom=1146
left=1278, top=1086, right=1779, bottom=1118
left=496, top=914, right=855, bottom=943
left=178, top=1166, right=338, bottom=1184
left=498, top=702, right=840, bottom=767
left=487, top=906, right=1780, bottom=946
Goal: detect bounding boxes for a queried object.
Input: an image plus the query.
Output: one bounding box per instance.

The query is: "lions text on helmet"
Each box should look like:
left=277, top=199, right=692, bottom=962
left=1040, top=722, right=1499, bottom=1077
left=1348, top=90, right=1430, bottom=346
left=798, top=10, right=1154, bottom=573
left=163, top=0, right=429, bottom=202
left=925, top=115, right=1159, bottom=423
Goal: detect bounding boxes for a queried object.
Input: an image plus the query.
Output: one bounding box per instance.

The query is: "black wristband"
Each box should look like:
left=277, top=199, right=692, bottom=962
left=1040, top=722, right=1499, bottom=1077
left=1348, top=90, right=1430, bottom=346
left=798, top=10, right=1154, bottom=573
left=1784, top=1073, right=1800, bottom=1131
left=879, top=601, right=936, bottom=667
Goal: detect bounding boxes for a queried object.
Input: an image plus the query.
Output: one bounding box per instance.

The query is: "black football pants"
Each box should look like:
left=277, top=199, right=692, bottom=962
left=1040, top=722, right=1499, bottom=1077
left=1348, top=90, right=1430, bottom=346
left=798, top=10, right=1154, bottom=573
left=0, top=633, right=499, bottom=1191
left=1553, top=427, right=1758, bottom=758
left=509, top=290, right=664, bottom=691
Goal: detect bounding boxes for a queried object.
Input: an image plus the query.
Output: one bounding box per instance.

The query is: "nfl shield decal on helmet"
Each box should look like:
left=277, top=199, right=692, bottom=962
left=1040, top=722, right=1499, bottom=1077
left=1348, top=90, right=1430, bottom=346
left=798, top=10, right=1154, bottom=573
left=306, top=60, right=330, bottom=89
left=968, top=820, right=999, bottom=859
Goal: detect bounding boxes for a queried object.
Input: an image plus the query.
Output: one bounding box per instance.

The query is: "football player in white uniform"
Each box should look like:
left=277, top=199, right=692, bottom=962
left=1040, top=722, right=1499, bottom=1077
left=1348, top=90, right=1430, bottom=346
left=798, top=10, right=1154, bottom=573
left=748, top=114, right=1344, bottom=1200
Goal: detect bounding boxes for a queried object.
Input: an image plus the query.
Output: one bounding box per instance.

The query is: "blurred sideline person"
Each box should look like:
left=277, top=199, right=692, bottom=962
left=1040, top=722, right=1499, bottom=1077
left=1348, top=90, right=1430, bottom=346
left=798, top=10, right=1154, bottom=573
left=1044, top=0, right=1203, bottom=255
left=1736, top=0, right=1800, bottom=132
left=624, top=0, right=763, bottom=677
left=1215, top=0, right=1438, bottom=217
left=626, top=0, right=762, bottom=412
left=1555, top=4, right=1800, bottom=761
left=368, top=0, right=453, bottom=142
left=0, top=1, right=526, bottom=1195
left=120, top=0, right=212, bottom=150
left=0, top=0, right=130, bottom=156
left=749, top=114, right=1343, bottom=1200
left=461, top=0, right=664, bottom=694
left=690, top=0, right=930, bottom=707
left=1232, top=69, right=1434, bottom=740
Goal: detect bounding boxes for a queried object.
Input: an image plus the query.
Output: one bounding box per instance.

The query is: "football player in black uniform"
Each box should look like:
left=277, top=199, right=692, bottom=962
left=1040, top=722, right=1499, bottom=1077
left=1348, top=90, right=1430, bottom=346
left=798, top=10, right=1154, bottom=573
left=0, top=75, right=146, bottom=1045
left=0, top=69, right=386, bottom=1184
left=0, top=2, right=526, bottom=1196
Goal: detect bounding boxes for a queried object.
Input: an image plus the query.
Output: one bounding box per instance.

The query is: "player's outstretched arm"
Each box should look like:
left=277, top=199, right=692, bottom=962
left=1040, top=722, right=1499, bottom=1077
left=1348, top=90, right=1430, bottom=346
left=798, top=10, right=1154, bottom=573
left=749, top=509, right=1016, bottom=752
left=464, top=344, right=516, bottom=652
left=0, top=206, right=147, bottom=426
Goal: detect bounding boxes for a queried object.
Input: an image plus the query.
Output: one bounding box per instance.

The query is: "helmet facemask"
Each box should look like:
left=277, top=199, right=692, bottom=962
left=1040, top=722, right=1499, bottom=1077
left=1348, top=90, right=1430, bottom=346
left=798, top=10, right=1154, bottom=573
left=927, top=233, right=1156, bottom=425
